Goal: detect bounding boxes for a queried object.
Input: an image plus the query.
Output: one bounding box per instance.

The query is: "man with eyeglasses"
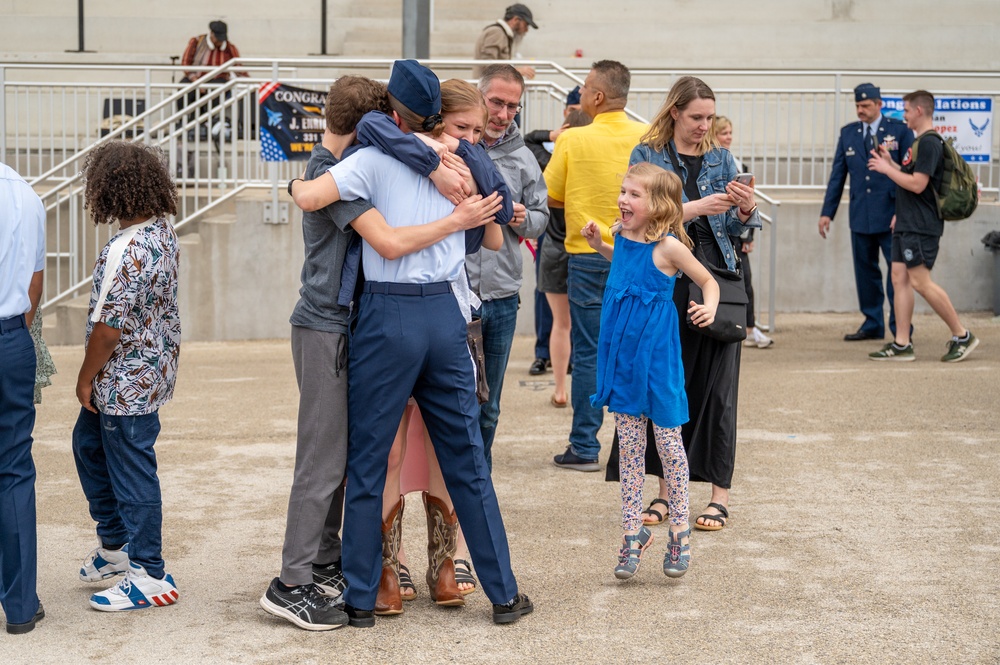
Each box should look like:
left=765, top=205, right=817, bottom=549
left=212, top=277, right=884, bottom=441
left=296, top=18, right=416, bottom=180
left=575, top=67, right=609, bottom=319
left=471, top=64, right=548, bottom=470
left=473, top=4, right=539, bottom=80
left=543, top=60, right=648, bottom=472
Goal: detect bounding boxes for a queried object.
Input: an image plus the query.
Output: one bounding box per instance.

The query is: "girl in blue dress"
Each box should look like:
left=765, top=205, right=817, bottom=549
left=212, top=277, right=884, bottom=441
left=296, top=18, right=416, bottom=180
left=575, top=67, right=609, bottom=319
left=582, top=162, right=719, bottom=579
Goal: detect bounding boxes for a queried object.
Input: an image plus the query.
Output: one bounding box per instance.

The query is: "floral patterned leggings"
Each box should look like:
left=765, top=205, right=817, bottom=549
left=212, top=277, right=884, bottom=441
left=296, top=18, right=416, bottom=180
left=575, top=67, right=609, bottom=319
left=615, top=412, right=689, bottom=532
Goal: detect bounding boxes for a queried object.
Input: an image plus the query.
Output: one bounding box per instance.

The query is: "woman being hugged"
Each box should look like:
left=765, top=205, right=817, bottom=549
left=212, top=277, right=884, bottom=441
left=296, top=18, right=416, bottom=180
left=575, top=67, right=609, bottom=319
left=584, top=163, right=718, bottom=578
left=616, top=76, right=760, bottom=532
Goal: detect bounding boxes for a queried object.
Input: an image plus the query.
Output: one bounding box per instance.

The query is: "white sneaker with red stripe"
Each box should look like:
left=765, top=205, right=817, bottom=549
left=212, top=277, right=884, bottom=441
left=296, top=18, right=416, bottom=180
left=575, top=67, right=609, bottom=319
left=89, top=562, right=179, bottom=611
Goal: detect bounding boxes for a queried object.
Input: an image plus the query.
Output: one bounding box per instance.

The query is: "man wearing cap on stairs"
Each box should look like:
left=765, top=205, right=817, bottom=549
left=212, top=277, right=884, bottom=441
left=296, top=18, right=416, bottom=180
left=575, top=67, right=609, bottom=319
left=819, top=82, right=913, bottom=341
left=177, top=20, right=248, bottom=141
left=289, top=59, right=533, bottom=628
left=474, top=4, right=539, bottom=80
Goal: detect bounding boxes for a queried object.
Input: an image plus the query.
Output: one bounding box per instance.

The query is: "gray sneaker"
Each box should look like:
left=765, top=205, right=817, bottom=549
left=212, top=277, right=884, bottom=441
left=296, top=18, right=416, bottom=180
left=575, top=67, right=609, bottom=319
left=260, top=578, right=348, bottom=631
left=869, top=342, right=915, bottom=362
left=941, top=332, right=979, bottom=363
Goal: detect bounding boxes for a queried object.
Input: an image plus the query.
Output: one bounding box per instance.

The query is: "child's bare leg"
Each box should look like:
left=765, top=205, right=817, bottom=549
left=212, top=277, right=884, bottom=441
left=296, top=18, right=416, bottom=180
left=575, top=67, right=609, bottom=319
left=546, top=293, right=571, bottom=404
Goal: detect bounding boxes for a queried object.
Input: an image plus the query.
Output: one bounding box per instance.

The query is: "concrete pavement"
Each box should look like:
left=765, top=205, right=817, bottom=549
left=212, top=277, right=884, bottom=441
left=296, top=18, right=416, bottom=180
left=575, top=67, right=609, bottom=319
left=4, top=313, right=999, bottom=664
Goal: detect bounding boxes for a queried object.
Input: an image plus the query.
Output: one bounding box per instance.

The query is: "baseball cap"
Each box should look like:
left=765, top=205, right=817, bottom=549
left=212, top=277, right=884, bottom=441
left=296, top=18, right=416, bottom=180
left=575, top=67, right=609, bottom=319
left=209, top=21, right=228, bottom=41
left=505, top=4, right=538, bottom=29
left=566, top=86, right=581, bottom=106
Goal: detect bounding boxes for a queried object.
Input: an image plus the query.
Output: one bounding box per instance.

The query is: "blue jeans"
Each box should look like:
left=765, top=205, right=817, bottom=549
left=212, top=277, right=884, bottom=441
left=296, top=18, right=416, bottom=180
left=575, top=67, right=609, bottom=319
left=567, top=254, right=610, bottom=460
left=72, top=407, right=165, bottom=578
left=534, top=234, right=553, bottom=361
left=0, top=318, right=40, bottom=625
left=475, top=294, right=519, bottom=470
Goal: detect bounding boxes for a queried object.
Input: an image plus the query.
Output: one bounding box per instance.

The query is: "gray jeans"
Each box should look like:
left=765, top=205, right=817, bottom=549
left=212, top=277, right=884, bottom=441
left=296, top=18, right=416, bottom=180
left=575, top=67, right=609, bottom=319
left=280, top=326, right=349, bottom=585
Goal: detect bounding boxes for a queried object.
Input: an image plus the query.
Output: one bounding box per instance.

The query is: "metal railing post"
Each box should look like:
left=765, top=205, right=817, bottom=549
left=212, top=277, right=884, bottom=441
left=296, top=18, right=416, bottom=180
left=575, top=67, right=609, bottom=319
left=768, top=202, right=778, bottom=333
left=0, top=65, right=6, bottom=162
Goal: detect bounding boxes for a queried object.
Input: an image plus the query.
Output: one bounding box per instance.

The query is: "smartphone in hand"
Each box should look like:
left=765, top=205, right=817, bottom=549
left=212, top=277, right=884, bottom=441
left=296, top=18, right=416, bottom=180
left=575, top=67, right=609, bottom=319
left=733, top=173, right=753, bottom=186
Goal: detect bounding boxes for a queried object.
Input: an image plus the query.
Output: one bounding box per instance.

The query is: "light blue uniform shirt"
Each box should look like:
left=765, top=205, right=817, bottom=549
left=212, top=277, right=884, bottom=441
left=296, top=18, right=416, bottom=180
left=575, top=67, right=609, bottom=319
left=328, top=147, right=465, bottom=284
left=0, top=163, right=46, bottom=319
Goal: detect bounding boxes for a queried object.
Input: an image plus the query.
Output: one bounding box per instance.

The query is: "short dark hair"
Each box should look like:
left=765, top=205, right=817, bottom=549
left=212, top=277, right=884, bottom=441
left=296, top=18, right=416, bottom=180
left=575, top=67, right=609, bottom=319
left=478, top=64, right=525, bottom=96
left=325, top=76, right=391, bottom=135
left=903, top=89, right=935, bottom=116
left=83, top=140, right=176, bottom=225
left=591, top=60, right=631, bottom=100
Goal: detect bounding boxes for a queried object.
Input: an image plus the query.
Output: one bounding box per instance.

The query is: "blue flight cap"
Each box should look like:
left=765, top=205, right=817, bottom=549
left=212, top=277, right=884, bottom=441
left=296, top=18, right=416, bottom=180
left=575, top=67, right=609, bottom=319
left=387, top=60, right=441, bottom=117
left=854, top=83, right=881, bottom=102
left=566, top=86, right=581, bottom=107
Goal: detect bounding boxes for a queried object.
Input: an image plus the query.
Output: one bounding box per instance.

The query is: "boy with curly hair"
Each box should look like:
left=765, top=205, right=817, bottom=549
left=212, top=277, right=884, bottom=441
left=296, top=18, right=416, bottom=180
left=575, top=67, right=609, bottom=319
left=72, top=140, right=183, bottom=611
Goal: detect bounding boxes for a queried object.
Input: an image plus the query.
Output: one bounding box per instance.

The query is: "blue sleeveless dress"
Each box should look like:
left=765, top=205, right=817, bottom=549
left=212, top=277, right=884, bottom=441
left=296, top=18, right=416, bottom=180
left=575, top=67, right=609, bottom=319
left=590, top=234, right=688, bottom=428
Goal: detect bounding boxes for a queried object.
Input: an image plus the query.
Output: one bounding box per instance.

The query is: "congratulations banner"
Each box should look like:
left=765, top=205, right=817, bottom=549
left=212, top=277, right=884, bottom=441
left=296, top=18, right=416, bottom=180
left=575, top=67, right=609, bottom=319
left=883, top=96, right=992, bottom=163
left=258, top=82, right=326, bottom=162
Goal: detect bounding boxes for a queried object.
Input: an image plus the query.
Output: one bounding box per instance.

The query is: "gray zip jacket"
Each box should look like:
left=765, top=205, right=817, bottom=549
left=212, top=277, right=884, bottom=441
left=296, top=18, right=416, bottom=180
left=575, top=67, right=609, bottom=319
left=467, top=122, right=548, bottom=301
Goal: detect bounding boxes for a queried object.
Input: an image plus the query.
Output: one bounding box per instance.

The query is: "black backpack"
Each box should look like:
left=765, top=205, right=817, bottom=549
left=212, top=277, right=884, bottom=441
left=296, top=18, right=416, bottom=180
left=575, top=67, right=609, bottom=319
left=910, top=130, right=979, bottom=221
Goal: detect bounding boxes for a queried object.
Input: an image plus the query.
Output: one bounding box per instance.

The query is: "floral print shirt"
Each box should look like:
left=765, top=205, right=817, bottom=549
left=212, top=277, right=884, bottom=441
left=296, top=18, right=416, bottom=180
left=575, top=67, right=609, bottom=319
left=86, top=217, right=181, bottom=416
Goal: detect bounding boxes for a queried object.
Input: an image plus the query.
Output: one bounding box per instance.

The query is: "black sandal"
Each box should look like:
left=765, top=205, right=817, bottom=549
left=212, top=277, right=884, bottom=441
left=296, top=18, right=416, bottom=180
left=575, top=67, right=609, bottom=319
left=641, top=498, right=669, bottom=526
left=454, top=558, right=478, bottom=595
left=694, top=503, right=729, bottom=531
left=398, top=563, right=417, bottom=601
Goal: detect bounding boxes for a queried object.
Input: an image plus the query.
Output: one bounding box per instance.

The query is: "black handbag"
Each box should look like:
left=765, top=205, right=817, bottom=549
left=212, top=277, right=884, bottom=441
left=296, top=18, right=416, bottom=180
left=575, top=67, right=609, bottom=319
left=686, top=247, right=748, bottom=343
left=662, top=143, right=748, bottom=344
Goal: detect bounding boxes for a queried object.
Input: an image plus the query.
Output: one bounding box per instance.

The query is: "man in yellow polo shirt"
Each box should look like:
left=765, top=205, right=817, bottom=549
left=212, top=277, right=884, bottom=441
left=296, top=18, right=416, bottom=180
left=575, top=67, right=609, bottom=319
left=544, top=59, right=647, bottom=471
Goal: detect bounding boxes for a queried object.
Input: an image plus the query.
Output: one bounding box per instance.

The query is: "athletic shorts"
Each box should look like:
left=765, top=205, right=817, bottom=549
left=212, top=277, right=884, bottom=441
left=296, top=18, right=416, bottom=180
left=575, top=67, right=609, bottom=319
left=537, top=235, right=569, bottom=294
left=892, top=232, right=939, bottom=269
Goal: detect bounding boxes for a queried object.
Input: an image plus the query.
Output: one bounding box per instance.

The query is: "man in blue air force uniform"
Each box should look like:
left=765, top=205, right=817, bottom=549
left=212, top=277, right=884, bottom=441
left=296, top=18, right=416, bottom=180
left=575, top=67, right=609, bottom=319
left=819, top=82, right=913, bottom=341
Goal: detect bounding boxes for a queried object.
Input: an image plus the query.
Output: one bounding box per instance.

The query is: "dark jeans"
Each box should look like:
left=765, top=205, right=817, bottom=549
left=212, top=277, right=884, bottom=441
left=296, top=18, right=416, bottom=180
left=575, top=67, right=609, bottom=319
left=534, top=234, right=553, bottom=361
left=474, top=294, right=520, bottom=470
left=72, top=408, right=165, bottom=578
left=0, top=317, right=40, bottom=624
left=567, top=253, right=610, bottom=460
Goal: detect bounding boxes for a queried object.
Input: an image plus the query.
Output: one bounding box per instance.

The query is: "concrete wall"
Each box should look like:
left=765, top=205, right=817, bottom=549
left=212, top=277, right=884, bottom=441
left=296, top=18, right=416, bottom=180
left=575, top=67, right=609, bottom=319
left=2, top=1, right=998, bottom=71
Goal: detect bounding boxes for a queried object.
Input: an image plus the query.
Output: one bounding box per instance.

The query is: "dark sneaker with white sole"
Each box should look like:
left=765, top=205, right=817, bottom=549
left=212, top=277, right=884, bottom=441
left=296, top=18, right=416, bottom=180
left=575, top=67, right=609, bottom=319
left=553, top=445, right=600, bottom=472
left=493, top=593, right=533, bottom=624
left=260, top=578, right=348, bottom=631
left=941, top=332, right=978, bottom=363
left=312, top=559, right=346, bottom=601
left=868, top=342, right=915, bottom=361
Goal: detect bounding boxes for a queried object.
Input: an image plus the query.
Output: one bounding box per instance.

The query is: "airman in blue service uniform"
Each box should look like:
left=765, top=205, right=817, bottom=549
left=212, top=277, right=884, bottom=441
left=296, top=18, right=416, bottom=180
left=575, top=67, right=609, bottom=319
left=292, top=60, right=533, bottom=627
left=820, top=82, right=913, bottom=341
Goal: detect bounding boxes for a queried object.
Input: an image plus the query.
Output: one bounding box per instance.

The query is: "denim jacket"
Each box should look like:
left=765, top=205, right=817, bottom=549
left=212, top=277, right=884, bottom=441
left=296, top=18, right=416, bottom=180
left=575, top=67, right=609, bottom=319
left=629, top=141, right=761, bottom=271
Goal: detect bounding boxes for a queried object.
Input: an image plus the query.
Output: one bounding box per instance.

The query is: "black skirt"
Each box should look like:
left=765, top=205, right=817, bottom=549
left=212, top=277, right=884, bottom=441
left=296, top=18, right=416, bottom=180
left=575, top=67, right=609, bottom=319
left=606, top=217, right=742, bottom=488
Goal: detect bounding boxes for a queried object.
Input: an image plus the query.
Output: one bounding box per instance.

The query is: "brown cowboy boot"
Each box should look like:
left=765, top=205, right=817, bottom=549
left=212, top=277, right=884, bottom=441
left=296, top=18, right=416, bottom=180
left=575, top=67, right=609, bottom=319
left=374, top=496, right=404, bottom=616
left=422, top=492, right=464, bottom=606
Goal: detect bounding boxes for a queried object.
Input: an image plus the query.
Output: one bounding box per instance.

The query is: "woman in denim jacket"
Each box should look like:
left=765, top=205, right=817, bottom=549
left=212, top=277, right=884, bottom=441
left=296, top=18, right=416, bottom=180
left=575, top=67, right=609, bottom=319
left=606, top=76, right=760, bottom=534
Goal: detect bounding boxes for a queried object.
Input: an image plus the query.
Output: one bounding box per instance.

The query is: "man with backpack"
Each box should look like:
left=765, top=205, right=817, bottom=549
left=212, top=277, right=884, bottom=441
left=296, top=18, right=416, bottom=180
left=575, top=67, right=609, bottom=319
left=866, top=90, right=979, bottom=363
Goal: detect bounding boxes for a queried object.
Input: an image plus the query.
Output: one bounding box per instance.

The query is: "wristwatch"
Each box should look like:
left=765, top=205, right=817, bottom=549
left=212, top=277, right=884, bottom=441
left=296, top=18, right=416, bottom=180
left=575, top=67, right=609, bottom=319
left=287, top=178, right=303, bottom=197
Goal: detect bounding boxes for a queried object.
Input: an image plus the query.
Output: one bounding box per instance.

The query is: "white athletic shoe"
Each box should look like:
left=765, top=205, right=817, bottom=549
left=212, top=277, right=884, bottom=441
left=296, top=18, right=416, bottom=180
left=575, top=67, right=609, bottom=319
left=79, top=542, right=130, bottom=582
left=89, top=562, right=179, bottom=611
left=744, top=328, right=774, bottom=349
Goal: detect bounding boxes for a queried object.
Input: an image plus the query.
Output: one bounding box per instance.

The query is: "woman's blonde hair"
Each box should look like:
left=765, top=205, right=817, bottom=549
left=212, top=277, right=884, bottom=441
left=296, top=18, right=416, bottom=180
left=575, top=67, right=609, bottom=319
left=388, top=94, right=445, bottom=138
left=713, top=115, right=732, bottom=134
left=440, top=79, right=488, bottom=142
left=640, top=76, right=716, bottom=155
left=621, top=162, right=692, bottom=248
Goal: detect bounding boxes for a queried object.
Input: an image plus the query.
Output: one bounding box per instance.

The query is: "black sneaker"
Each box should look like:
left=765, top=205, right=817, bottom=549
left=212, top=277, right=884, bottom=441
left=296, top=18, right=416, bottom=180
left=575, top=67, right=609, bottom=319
left=6, top=603, right=44, bottom=635
left=529, top=358, right=549, bottom=375
left=553, top=445, right=600, bottom=472
left=493, top=593, right=533, bottom=624
left=312, top=559, right=346, bottom=601
left=339, top=603, right=375, bottom=628
left=259, top=578, right=348, bottom=631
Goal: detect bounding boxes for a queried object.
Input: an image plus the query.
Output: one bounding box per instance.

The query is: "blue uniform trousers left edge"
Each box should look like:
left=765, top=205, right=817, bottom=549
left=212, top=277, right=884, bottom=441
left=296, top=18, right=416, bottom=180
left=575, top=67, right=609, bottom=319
left=0, top=320, right=41, bottom=625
